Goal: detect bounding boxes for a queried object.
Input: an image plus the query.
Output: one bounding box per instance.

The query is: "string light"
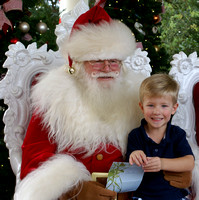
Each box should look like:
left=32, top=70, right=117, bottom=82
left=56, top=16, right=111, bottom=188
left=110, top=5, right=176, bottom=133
left=154, top=15, right=159, bottom=21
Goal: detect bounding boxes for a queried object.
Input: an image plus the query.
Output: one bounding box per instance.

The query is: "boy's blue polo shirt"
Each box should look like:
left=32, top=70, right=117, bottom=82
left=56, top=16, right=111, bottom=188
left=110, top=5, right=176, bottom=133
left=126, top=119, right=194, bottom=200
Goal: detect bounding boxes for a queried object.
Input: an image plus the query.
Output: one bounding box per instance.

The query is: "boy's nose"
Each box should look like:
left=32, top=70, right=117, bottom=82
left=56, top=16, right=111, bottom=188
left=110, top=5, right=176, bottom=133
left=153, top=107, right=160, bottom=114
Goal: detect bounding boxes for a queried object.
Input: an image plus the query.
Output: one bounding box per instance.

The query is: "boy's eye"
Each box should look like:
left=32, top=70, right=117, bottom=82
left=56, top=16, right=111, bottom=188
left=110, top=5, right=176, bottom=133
left=162, top=105, right=168, bottom=108
left=147, top=104, right=154, bottom=107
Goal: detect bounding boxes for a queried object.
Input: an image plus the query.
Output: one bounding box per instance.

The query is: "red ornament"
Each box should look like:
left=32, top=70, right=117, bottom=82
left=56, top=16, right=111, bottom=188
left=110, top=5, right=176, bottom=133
left=10, top=37, right=19, bottom=44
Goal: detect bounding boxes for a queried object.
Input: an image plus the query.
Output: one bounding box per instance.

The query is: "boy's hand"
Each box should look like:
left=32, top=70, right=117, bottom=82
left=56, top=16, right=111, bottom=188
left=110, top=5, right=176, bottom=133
left=129, top=150, right=148, bottom=166
left=142, top=157, right=161, bottom=172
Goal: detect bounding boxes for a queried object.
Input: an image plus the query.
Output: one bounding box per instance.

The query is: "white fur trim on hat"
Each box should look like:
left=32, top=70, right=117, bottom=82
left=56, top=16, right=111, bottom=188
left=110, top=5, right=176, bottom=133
left=60, top=20, right=136, bottom=61
left=14, top=154, right=91, bottom=200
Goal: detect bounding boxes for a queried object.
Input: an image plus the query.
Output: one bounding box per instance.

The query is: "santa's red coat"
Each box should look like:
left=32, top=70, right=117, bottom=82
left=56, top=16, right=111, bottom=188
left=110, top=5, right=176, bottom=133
left=21, top=113, right=124, bottom=180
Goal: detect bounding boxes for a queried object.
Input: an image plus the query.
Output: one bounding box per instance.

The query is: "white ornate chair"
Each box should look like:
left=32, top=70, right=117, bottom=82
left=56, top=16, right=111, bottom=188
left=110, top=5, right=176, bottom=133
left=0, top=42, right=66, bottom=185
left=169, top=51, right=199, bottom=200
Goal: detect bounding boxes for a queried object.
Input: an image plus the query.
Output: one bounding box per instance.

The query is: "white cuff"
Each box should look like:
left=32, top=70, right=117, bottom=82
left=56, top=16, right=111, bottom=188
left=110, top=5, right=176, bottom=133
left=14, top=154, right=91, bottom=200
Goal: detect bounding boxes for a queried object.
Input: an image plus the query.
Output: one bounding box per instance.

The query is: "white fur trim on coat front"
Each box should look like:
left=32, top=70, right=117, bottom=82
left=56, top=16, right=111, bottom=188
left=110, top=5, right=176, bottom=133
left=60, top=20, right=136, bottom=61
left=14, top=154, right=91, bottom=200
left=30, top=65, right=145, bottom=156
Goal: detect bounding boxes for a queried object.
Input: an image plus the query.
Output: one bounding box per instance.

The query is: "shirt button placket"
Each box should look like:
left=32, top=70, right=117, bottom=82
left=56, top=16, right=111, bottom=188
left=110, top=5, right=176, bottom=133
left=154, top=148, right=158, bottom=155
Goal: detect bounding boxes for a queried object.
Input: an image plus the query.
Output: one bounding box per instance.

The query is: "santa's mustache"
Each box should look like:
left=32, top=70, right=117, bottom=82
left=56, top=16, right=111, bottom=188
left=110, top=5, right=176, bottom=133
left=91, top=71, right=119, bottom=78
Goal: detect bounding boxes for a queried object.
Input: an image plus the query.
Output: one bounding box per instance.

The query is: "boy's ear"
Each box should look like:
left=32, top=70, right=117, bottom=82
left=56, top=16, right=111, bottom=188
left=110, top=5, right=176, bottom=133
left=172, top=103, right=179, bottom=115
left=139, top=102, right=144, bottom=113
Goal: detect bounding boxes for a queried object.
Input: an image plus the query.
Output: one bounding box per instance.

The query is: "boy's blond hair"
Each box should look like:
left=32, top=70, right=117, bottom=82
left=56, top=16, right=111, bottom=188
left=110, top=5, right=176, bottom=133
left=139, top=73, right=179, bottom=104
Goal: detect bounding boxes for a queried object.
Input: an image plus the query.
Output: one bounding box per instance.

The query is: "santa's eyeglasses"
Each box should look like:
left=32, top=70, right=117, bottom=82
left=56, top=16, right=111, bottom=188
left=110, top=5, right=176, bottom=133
left=88, top=59, right=121, bottom=70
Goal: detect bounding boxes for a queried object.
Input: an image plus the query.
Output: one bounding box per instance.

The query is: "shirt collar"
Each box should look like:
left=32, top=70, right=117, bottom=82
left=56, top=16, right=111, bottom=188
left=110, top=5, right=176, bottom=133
left=140, top=118, right=172, bottom=144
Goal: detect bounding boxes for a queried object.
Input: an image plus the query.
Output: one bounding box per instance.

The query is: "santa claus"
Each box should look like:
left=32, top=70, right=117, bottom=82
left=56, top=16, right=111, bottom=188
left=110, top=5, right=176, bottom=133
left=14, top=1, right=192, bottom=200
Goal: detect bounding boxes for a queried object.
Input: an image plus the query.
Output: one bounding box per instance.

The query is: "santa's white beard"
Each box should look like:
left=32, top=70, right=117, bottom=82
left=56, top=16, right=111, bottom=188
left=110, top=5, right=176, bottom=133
left=75, top=64, right=132, bottom=121
left=32, top=63, right=146, bottom=156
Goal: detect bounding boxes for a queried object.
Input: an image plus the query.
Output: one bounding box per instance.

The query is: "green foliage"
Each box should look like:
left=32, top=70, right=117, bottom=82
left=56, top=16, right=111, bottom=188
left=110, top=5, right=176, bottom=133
left=160, top=0, right=199, bottom=62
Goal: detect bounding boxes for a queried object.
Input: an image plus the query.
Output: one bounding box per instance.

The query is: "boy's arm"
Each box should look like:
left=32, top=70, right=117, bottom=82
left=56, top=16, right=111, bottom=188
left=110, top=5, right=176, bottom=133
left=160, top=155, right=194, bottom=172
left=142, top=155, right=194, bottom=173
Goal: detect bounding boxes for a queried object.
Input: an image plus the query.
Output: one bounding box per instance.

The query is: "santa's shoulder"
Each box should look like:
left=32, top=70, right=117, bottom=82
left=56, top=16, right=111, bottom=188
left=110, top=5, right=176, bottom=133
left=31, top=65, right=76, bottom=109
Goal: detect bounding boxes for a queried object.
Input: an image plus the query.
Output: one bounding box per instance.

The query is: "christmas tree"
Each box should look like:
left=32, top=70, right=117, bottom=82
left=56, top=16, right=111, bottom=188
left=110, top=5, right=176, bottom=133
left=103, top=0, right=170, bottom=74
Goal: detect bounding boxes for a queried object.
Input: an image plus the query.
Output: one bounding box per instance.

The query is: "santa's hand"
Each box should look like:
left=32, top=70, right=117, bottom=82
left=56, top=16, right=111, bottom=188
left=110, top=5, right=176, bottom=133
left=163, top=171, right=192, bottom=189
left=59, top=181, right=117, bottom=200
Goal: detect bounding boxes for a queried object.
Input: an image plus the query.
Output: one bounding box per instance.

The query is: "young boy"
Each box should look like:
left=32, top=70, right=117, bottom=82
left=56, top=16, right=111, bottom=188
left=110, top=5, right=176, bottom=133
left=126, top=74, right=194, bottom=200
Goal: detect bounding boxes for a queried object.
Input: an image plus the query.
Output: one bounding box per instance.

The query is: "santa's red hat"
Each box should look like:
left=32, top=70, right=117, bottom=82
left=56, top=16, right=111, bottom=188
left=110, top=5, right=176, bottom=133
left=59, top=2, right=136, bottom=68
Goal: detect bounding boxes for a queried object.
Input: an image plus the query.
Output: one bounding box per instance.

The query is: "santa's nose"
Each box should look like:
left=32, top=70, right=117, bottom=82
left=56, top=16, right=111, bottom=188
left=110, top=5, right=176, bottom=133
left=101, top=61, right=111, bottom=72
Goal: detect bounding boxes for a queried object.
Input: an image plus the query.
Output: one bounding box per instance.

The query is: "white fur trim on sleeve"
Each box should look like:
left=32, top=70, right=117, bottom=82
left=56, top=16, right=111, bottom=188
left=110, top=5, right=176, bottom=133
left=14, top=154, right=91, bottom=200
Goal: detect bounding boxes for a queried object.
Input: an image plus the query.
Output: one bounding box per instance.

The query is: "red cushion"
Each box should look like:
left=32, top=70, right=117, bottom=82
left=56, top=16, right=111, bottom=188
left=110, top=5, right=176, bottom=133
left=193, top=82, right=199, bottom=146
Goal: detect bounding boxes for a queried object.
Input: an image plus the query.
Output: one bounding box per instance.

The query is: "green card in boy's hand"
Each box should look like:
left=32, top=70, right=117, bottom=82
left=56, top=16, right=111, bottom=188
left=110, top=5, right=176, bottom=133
left=106, top=162, right=144, bottom=193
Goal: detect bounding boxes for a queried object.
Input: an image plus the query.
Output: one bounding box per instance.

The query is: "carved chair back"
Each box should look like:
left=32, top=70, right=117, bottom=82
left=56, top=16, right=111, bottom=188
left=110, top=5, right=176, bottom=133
left=169, top=51, right=199, bottom=199
left=0, top=42, right=66, bottom=184
left=170, top=51, right=199, bottom=146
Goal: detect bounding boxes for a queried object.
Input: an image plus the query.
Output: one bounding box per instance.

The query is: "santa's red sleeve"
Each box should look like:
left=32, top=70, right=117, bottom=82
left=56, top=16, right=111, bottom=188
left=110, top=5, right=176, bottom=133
left=14, top=113, right=91, bottom=200
left=20, top=113, right=57, bottom=179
